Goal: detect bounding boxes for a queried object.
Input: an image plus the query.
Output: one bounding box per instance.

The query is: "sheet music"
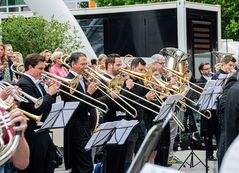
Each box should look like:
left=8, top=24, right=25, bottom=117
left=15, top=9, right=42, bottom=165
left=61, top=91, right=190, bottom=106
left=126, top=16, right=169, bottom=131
left=107, top=120, right=138, bottom=145
left=85, top=120, right=138, bottom=150
left=197, top=80, right=223, bottom=110
left=220, top=135, right=239, bottom=173
left=154, top=94, right=181, bottom=122
left=35, top=101, right=79, bottom=132
left=85, top=121, right=119, bottom=150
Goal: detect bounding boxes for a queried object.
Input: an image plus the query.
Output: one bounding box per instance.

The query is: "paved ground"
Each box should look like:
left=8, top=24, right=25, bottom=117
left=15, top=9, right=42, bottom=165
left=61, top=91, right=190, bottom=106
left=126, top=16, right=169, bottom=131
left=54, top=150, right=218, bottom=173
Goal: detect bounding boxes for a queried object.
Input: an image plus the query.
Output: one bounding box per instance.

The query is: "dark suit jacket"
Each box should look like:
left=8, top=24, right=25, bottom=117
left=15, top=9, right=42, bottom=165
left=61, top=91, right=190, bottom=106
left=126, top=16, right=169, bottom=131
left=17, top=75, right=55, bottom=133
left=17, top=74, right=56, bottom=172
left=60, top=72, right=110, bottom=169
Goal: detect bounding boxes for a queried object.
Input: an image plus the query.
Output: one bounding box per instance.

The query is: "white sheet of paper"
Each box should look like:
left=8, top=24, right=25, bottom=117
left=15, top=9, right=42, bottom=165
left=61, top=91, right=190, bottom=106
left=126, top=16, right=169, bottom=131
left=140, top=163, right=185, bottom=173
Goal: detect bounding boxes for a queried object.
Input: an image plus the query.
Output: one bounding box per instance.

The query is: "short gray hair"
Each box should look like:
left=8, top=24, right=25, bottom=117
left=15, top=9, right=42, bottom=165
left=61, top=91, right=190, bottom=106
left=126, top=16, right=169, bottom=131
left=151, top=54, right=165, bottom=64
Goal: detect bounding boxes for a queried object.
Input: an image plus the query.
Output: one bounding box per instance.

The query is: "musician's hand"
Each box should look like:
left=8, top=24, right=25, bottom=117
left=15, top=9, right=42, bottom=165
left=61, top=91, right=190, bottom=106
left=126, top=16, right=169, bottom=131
left=87, top=82, right=98, bottom=95
left=126, top=79, right=134, bottom=90
left=146, top=91, right=155, bottom=101
left=10, top=110, right=27, bottom=136
left=169, top=76, right=177, bottom=85
left=12, top=78, right=19, bottom=84
left=47, top=84, right=59, bottom=96
left=0, top=86, right=13, bottom=100
left=109, top=90, right=119, bottom=99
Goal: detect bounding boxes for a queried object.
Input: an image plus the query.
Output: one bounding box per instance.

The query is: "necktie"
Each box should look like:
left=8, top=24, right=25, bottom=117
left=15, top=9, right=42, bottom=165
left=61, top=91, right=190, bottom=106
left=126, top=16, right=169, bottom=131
left=79, top=76, right=86, bottom=93
left=35, top=81, right=45, bottom=97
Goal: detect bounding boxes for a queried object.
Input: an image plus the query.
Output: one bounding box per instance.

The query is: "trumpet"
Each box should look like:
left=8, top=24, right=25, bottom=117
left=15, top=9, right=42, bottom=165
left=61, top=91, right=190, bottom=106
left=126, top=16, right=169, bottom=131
left=0, top=81, right=43, bottom=109
left=0, top=98, right=42, bottom=122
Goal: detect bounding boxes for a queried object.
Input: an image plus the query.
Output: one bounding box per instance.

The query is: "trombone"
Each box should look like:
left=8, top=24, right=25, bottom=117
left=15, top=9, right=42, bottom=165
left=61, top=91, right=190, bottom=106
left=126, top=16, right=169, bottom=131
left=12, top=63, right=109, bottom=114
left=85, top=66, right=138, bottom=118
left=119, top=68, right=211, bottom=119
left=0, top=81, right=43, bottom=109
left=88, top=66, right=184, bottom=130
left=41, top=72, right=109, bottom=114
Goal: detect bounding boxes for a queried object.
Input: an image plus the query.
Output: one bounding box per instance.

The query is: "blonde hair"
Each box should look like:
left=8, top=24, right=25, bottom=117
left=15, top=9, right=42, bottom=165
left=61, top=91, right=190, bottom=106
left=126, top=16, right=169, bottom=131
left=14, top=51, right=24, bottom=64
left=98, top=54, right=107, bottom=64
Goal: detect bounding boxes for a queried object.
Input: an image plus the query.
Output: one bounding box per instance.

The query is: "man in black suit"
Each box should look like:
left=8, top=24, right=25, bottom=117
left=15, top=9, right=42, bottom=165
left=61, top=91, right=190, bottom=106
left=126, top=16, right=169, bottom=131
left=60, top=52, right=99, bottom=173
left=17, top=53, right=59, bottom=173
left=197, top=62, right=217, bottom=161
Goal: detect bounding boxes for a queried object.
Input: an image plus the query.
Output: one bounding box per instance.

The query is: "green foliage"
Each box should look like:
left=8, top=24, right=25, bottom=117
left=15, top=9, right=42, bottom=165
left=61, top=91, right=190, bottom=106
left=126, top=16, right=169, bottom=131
left=96, top=0, right=239, bottom=41
left=0, top=15, right=83, bottom=57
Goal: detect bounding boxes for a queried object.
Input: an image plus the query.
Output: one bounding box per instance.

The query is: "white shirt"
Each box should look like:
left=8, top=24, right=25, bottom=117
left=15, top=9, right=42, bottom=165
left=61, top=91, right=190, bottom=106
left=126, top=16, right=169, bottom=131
left=24, top=73, right=44, bottom=97
left=69, top=70, right=86, bottom=92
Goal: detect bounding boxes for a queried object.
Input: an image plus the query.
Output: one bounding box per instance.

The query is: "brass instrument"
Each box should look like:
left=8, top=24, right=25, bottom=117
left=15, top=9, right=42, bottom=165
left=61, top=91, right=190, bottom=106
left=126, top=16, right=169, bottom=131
left=120, top=68, right=211, bottom=119
left=13, top=63, right=109, bottom=114
left=123, top=54, right=134, bottom=68
left=212, top=51, right=234, bottom=71
left=43, top=71, right=79, bottom=94
left=41, top=73, right=109, bottom=114
left=60, top=54, right=71, bottom=69
left=86, top=66, right=138, bottom=118
left=0, top=80, right=43, bottom=109
left=0, top=98, right=42, bottom=122
left=0, top=110, right=20, bottom=165
left=160, top=47, right=191, bottom=62
left=151, top=76, right=211, bottom=119
left=114, top=68, right=185, bottom=130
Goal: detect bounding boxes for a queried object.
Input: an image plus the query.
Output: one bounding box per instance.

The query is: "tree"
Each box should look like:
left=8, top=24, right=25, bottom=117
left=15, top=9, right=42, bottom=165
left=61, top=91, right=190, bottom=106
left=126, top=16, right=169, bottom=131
left=0, top=15, right=83, bottom=57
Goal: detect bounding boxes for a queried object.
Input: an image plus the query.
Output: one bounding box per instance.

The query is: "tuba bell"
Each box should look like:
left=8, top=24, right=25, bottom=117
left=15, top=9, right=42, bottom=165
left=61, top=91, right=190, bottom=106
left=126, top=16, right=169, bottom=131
left=0, top=110, right=20, bottom=166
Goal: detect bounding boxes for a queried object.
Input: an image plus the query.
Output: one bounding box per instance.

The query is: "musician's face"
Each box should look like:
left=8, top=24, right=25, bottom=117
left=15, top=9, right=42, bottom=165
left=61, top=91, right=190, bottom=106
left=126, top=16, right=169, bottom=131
left=222, top=61, right=236, bottom=73
left=112, top=58, right=122, bottom=75
left=201, top=64, right=211, bottom=77
left=154, top=57, right=166, bottom=74
left=72, top=56, right=88, bottom=74
left=132, top=63, right=146, bottom=73
left=31, top=61, right=45, bottom=79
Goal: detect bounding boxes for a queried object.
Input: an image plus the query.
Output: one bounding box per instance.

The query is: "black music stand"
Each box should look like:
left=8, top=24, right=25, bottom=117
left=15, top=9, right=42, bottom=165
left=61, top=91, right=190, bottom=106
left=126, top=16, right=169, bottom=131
left=85, top=119, right=138, bottom=150
left=127, top=94, right=181, bottom=173
left=197, top=80, right=222, bottom=111
left=85, top=119, right=138, bottom=173
left=35, top=101, right=79, bottom=133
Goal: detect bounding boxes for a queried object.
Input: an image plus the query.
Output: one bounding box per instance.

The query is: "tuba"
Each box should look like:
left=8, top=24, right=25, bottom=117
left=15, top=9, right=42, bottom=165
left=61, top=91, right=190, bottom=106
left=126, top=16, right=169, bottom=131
left=0, top=110, right=20, bottom=165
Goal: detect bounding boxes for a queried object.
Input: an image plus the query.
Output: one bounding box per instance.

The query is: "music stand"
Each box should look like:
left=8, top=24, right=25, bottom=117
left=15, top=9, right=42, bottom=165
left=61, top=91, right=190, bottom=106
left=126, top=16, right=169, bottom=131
left=197, top=80, right=223, bottom=111
left=35, top=101, right=79, bottom=133
left=85, top=119, right=138, bottom=150
left=127, top=94, right=181, bottom=173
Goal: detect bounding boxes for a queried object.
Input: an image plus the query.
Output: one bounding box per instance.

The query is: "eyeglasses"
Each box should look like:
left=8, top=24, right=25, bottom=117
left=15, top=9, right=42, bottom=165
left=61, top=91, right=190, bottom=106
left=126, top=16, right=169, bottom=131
left=79, top=63, right=88, bottom=66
